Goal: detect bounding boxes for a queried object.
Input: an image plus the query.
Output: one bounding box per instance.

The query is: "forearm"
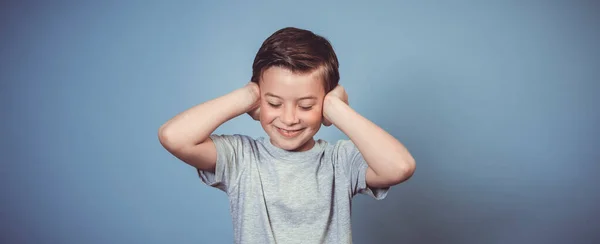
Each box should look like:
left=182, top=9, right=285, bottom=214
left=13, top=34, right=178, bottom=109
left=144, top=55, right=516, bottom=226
left=324, top=97, right=415, bottom=179
left=159, top=86, right=256, bottom=149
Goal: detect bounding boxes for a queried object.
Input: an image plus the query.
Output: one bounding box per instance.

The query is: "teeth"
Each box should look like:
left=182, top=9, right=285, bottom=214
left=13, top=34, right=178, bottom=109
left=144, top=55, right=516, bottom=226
left=278, top=127, right=302, bottom=137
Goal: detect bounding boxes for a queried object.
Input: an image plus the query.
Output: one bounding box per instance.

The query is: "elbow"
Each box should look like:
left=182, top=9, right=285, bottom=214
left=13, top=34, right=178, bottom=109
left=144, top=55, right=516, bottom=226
left=158, top=124, right=182, bottom=152
left=403, top=157, right=416, bottom=181
left=158, top=124, right=169, bottom=144
left=388, top=157, right=416, bottom=185
left=158, top=125, right=171, bottom=149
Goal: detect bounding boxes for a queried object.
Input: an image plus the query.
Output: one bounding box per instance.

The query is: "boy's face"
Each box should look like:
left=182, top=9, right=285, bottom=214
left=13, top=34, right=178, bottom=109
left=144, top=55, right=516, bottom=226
left=259, top=66, right=325, bottom=152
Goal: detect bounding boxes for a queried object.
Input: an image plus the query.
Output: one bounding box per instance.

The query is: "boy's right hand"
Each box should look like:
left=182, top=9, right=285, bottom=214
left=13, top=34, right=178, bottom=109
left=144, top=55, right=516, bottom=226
left=245, top=82, right=261, bottom=121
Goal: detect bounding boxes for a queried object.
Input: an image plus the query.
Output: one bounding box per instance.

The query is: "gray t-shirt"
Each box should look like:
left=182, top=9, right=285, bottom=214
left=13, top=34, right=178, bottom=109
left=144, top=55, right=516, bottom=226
left=198, top=134, right=389, bottom=244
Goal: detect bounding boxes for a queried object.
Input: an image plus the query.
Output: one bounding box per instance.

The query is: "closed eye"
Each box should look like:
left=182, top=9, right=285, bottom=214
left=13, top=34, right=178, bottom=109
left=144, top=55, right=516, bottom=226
left=268, top=103, right=282, bottom=108
left=300, top=106, right=313, bottom=111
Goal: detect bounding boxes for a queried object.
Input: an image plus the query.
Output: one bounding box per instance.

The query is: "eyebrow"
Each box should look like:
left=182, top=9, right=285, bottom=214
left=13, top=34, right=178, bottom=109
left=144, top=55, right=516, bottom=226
left=265, top=92, right=318, bottom=100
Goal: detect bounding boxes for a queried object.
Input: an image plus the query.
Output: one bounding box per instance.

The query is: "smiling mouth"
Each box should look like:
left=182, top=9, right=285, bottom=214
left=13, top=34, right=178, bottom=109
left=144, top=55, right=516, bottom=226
left=276, top=127, right=304, bottom=138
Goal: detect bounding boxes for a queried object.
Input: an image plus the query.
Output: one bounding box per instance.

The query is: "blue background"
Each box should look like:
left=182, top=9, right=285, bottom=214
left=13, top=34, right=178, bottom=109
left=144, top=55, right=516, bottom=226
left=2, top=1, right=599, bottom=243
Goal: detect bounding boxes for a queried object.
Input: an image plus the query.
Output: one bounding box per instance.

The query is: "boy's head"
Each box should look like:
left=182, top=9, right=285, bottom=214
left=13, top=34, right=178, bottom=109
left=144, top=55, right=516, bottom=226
left=251, top=27, right=340, bottom=93
left=251, top=27, right=340, bottom=152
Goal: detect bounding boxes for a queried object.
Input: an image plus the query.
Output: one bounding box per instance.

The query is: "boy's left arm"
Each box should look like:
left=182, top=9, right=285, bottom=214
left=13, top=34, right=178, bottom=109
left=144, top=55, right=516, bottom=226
left=323, top=85, right=416, bottom=188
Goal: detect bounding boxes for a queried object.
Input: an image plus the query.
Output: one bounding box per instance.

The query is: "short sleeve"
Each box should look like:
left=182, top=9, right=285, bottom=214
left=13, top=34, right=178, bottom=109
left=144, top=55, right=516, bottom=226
left=335, top=140, right=389, bottom=200
left=197, top=134, right=247, bottom=194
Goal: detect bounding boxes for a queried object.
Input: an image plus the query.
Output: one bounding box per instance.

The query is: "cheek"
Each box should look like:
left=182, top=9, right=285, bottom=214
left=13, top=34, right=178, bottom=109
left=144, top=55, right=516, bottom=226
left=302, top=110, right=323, bottom=126
left=259, top=106, right=278, bottom=122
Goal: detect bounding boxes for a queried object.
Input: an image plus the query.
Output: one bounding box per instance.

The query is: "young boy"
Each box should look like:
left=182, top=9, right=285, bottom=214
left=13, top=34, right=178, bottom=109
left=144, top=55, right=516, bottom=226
left=158, top=27, right=415, bottom=243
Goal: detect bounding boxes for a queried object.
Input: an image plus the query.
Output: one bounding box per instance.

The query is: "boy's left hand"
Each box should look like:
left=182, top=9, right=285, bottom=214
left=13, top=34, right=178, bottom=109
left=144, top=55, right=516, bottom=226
left=322, top=85, right=348, bottom=126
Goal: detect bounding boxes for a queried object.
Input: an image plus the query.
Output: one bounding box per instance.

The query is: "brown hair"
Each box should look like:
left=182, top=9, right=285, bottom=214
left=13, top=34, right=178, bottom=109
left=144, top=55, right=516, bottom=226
left=251, top=27, right=340, bottom=93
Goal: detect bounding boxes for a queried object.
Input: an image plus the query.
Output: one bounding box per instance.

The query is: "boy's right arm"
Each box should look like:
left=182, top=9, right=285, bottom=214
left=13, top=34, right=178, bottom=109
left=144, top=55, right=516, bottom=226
left=158, top=82, right=260, bottom=172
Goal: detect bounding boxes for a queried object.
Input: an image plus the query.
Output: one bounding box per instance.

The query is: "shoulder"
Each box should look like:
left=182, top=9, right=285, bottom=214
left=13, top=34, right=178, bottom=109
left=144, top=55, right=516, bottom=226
left=209, top=134, right=261, bottom=151
left=324, top=139, right=358, bottom=154
left=210, top=133, right=257, bottom=142
left=321, top=139, right=366, bottom=180
left=321, top=139, right=362, bottom=163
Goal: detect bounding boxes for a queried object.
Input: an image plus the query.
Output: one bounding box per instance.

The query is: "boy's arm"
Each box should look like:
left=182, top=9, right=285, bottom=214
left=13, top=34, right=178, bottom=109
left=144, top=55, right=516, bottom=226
left=323, top=85, right=416, bottom=188
left=158, top=82, right=260, bottom=172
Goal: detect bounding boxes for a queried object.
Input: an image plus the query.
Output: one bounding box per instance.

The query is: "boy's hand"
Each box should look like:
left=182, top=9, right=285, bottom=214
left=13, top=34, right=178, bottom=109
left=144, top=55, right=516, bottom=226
left=245, top=82, right=261, bottom=121
left=322, top=85, right=348, bottom=126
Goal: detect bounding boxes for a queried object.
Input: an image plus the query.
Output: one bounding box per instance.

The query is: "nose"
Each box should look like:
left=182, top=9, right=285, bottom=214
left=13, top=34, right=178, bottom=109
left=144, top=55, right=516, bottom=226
left=280, top=105, right=299, bottom=125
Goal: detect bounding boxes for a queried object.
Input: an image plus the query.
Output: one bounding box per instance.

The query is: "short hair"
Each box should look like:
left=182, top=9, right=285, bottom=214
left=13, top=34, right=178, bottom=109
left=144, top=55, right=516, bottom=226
left=251, top=27, right=340, bottom=93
